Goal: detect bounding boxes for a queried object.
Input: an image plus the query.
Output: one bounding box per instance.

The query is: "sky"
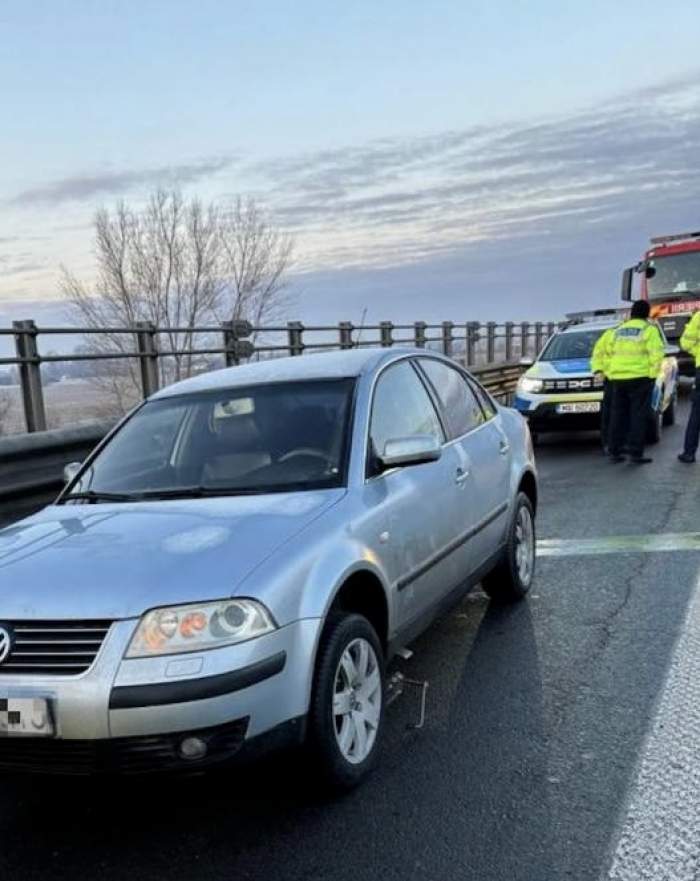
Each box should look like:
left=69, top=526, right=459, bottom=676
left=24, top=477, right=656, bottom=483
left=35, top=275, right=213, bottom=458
left=1, top=0, right=700, bottom=341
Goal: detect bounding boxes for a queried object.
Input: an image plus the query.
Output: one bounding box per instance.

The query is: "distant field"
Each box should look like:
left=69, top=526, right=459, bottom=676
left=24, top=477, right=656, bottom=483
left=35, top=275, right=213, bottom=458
left=0, top=380, right=131, bottom=435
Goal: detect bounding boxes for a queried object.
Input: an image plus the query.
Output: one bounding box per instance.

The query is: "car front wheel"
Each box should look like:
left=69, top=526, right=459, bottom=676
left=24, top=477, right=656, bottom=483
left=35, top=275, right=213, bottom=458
left=482, top=492, right=536, bottom=603
left=308, top=613, right=385, bottom=789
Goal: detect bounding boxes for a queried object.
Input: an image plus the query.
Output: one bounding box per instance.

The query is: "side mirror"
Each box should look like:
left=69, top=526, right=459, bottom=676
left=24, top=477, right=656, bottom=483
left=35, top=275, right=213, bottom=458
left=379, top=435, right=442, bottom=470
left=63, top=461, right=82, bottom=485
left=664, top=344, right=680, bottom=356
left=519, top=356, right=534, bottom=367
left=621, top=267, right=634, bottom=302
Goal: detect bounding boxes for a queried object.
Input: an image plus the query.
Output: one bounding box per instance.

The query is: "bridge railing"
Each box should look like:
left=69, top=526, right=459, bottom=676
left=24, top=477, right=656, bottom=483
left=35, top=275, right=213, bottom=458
left=0, top=318, right=560, bottom=434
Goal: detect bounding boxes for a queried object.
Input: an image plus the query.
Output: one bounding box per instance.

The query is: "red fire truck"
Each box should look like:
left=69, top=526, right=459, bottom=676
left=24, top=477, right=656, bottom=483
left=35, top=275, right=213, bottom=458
left=621, top=230, right=700, bottom=375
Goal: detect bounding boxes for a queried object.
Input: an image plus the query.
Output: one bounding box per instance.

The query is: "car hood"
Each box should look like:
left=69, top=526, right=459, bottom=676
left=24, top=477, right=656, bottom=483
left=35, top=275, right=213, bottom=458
left=0, top=490, right=345, bottom=620
left=527, top=358, right=592, bottom=378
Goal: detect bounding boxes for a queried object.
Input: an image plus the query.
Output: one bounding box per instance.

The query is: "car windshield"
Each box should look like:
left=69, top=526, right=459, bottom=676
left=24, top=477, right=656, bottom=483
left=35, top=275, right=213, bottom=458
left=539, top=329, right=606, bottom=361
left=63, top=379, right=355, bottom=500
left=646, top=252, right=700, bottom=299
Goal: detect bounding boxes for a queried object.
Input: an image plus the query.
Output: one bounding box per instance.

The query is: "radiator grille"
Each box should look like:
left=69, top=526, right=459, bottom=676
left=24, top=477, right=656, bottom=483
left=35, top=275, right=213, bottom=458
left=542, top=377, right=603, bottom=393
left=0, top=621, right=112, bottom=676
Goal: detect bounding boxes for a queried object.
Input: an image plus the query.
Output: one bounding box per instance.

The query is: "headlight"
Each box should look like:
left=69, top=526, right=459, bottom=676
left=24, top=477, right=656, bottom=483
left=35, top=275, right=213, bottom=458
left=125, top=599, right=276, bottom=658
left=518, top=377, right=544, bottom=394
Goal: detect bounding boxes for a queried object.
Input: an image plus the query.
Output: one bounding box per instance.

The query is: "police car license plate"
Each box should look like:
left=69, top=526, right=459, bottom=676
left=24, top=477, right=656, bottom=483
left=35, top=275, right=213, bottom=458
left=556, top=402, right=600, bottom=414
left=0, top=696, right=54, bottom=737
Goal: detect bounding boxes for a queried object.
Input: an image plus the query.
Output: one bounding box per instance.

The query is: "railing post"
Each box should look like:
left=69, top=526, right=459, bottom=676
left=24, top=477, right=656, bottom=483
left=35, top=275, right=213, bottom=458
left=534, top=321, right=544, bottom=353
left=134, top=321, right=160, bottom=397
left=504, top=321, right=514, bottom=362
left=546, top=321, right=556, bottom=339
left=222, top=321, right=239, bottom=367
left=338, top=322, right=354, bottom=350
left=379, top=321, right=394, bottom=347
left=414, top=321, right=427, bottom=348
left=222, top=319, right=253, bottom=366
left=442, top=321, right=454, bottom=357
left=13, top=319, right=47, bottom=433
left=287, top=321, right=304, bottom=356
left=520, top=321, right=530, bottom=358
left=466, top=321, right=480, bottom=366
left=486, top=322, right=497, bottom=363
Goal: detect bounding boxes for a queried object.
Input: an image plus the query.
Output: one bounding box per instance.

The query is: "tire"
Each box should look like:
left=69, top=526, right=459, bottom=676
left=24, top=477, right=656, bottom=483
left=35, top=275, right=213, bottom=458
left=482, top=492, right=536, bottom=603
left=663, top=392, right=677, bottom=427
left=646, top=406, right=662, bottom=444
left=307, top=613, right=385, bottom=789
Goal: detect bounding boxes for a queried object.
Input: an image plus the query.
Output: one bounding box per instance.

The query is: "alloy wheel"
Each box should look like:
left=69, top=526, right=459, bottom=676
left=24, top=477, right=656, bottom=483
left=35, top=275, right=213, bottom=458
left=332, top=637, right=382, bottom=765
left=514, top=505, right=535, bottom=587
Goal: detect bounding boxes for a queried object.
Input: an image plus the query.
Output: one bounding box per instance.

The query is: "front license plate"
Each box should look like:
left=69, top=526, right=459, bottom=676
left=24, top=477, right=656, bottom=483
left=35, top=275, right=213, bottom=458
left=556, top=402, right=600, bottom=414
left=0, top=697, right=55, bottom=737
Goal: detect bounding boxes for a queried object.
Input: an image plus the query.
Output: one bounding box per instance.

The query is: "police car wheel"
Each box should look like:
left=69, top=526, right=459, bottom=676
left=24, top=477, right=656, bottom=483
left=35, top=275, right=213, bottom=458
left=482, top=492, right=535, bottom=604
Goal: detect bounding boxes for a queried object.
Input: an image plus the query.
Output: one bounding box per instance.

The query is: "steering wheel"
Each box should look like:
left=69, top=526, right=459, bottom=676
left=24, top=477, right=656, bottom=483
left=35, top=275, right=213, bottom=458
left=278, top=447, right=330, bottom=465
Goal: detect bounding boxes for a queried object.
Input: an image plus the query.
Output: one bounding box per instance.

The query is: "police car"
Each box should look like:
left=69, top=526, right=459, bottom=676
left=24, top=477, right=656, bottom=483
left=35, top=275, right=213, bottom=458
left=513, top=310, right=680, bottom=443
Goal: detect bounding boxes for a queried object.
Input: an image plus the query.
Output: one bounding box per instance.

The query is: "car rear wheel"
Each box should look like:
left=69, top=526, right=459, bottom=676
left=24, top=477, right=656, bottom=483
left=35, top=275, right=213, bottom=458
left=663, top=392, right=677, bottom=427
left=482, top=492, right=536, bottom=603
left=307, top=613, right=385, bottom=789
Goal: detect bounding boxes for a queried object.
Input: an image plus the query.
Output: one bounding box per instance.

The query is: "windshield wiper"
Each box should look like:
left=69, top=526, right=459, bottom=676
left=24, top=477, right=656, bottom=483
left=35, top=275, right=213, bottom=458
left=651, top=290, right=700, bottom=301
left=62, top=490, right=142, bottom=504
left=134, top=486, right=267, bottom=500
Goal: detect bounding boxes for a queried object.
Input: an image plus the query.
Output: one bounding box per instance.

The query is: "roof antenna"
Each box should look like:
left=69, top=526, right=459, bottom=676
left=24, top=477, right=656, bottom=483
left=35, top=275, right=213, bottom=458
left=355, top=307, right=368, bottom=348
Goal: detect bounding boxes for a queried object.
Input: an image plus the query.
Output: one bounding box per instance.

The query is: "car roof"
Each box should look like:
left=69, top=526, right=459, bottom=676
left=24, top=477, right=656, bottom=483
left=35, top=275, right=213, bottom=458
left=152, top=347, right=425, bottom=399
left=558, top=319, right=619, bottom=334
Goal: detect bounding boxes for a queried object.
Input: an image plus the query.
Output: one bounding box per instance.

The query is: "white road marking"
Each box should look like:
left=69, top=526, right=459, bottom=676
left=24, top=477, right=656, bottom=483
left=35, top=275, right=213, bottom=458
left=538, top=533, right=700, bottom=557
left=604, top=571, right=700, bottom=880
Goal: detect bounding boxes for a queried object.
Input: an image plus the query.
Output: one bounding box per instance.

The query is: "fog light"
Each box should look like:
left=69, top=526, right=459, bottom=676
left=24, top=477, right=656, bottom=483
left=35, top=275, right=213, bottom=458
left=179, top=736, right=208, bottom=760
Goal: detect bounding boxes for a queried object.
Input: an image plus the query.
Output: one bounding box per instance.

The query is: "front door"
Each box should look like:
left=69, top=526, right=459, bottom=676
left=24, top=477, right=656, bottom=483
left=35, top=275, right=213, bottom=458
left=417, top=358, right=511, bottom=574
left=367, top=360, right=470, bottom=632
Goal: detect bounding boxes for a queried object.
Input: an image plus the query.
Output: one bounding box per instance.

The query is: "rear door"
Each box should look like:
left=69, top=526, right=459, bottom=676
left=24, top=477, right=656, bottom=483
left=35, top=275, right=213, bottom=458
left=417, top=358, right=511, bottom=573
left=367, top=360, right=471, bottom=631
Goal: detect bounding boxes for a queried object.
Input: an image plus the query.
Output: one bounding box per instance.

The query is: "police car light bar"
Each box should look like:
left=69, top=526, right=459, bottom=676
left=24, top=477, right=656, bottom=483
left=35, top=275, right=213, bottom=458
left=564, top=307, right=628, bottom=324
left=649, top=231, right=700, bottom=245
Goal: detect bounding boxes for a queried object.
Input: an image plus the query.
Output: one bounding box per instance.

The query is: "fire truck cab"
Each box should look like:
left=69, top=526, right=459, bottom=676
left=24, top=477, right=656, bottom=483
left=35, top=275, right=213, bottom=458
left=621, top=230, right=700, bottom=376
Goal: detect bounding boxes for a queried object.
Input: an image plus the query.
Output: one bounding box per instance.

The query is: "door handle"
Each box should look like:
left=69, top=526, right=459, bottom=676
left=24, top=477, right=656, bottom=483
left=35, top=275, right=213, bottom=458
left=455, top=467, right=469, bottom=485
left=499, top=440, right=510, bottom=456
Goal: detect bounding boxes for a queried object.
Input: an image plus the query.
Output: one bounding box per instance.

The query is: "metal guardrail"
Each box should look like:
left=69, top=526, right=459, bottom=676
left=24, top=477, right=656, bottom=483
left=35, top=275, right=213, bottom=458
left=0, top=318, right=557, bottom=434
left=0, top=422, right=113, bottom=526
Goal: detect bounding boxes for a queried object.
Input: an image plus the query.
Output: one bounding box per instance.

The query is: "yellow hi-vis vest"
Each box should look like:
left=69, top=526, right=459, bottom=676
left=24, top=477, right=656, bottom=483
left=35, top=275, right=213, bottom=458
left=604, top=318, right=664, bottom=381
left=680, top=312, right=700, bottom=368
left=590, top=327, right=617, bottom=377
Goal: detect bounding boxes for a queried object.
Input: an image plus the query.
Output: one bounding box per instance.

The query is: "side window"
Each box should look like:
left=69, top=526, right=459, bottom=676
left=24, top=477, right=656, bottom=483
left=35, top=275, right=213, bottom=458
left=468, top=378, right=497, bottom=421
left=369, top=362, right=444, bottom=462
left=419, top=359, right=486, bottom=438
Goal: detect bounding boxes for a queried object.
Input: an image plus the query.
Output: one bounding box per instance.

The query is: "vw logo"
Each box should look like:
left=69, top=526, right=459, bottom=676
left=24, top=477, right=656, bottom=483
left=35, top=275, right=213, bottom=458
left=0, top=626, right=12, bottom=665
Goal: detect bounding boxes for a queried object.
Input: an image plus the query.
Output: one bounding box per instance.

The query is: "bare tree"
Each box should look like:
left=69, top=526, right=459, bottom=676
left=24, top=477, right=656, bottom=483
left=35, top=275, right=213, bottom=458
left=218, top=197, right=294, bottom=329
left=60, top=189, right=293, bottom=415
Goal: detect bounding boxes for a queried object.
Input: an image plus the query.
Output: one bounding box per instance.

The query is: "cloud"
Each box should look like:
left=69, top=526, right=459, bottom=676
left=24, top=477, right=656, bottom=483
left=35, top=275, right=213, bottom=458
left=11, top=157, right=235, bottom=207
left=245, top=72, right=700, bottom=274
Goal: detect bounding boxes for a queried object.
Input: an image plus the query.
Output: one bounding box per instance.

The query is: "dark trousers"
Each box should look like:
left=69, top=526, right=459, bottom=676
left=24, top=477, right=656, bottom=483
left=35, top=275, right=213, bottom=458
left=609, top=378, right=654, bottom=458
left=600, top=380, right=613, bottom=449
left=683, top=370, right=700, bottom=457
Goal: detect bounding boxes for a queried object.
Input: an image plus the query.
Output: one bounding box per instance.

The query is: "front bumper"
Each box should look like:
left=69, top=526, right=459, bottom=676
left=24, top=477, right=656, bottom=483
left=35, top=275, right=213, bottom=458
left=0, top=617, right=321, bottom=774
left=513, top=394, right=603, bottom=432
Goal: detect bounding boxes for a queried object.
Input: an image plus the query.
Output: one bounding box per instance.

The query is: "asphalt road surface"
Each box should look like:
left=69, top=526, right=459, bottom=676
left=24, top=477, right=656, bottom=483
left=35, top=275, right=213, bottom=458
left=2, top=401, right=699, bottom=881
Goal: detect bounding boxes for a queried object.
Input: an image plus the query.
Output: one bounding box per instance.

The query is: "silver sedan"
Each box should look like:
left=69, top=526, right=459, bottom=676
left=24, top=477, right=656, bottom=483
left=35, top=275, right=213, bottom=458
left=0, top=348, right=537, bottom=786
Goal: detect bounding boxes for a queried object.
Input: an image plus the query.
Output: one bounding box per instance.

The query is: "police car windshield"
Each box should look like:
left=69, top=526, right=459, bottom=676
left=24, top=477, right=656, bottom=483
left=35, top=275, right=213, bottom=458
left=539, top=329, right=605, bottom=361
